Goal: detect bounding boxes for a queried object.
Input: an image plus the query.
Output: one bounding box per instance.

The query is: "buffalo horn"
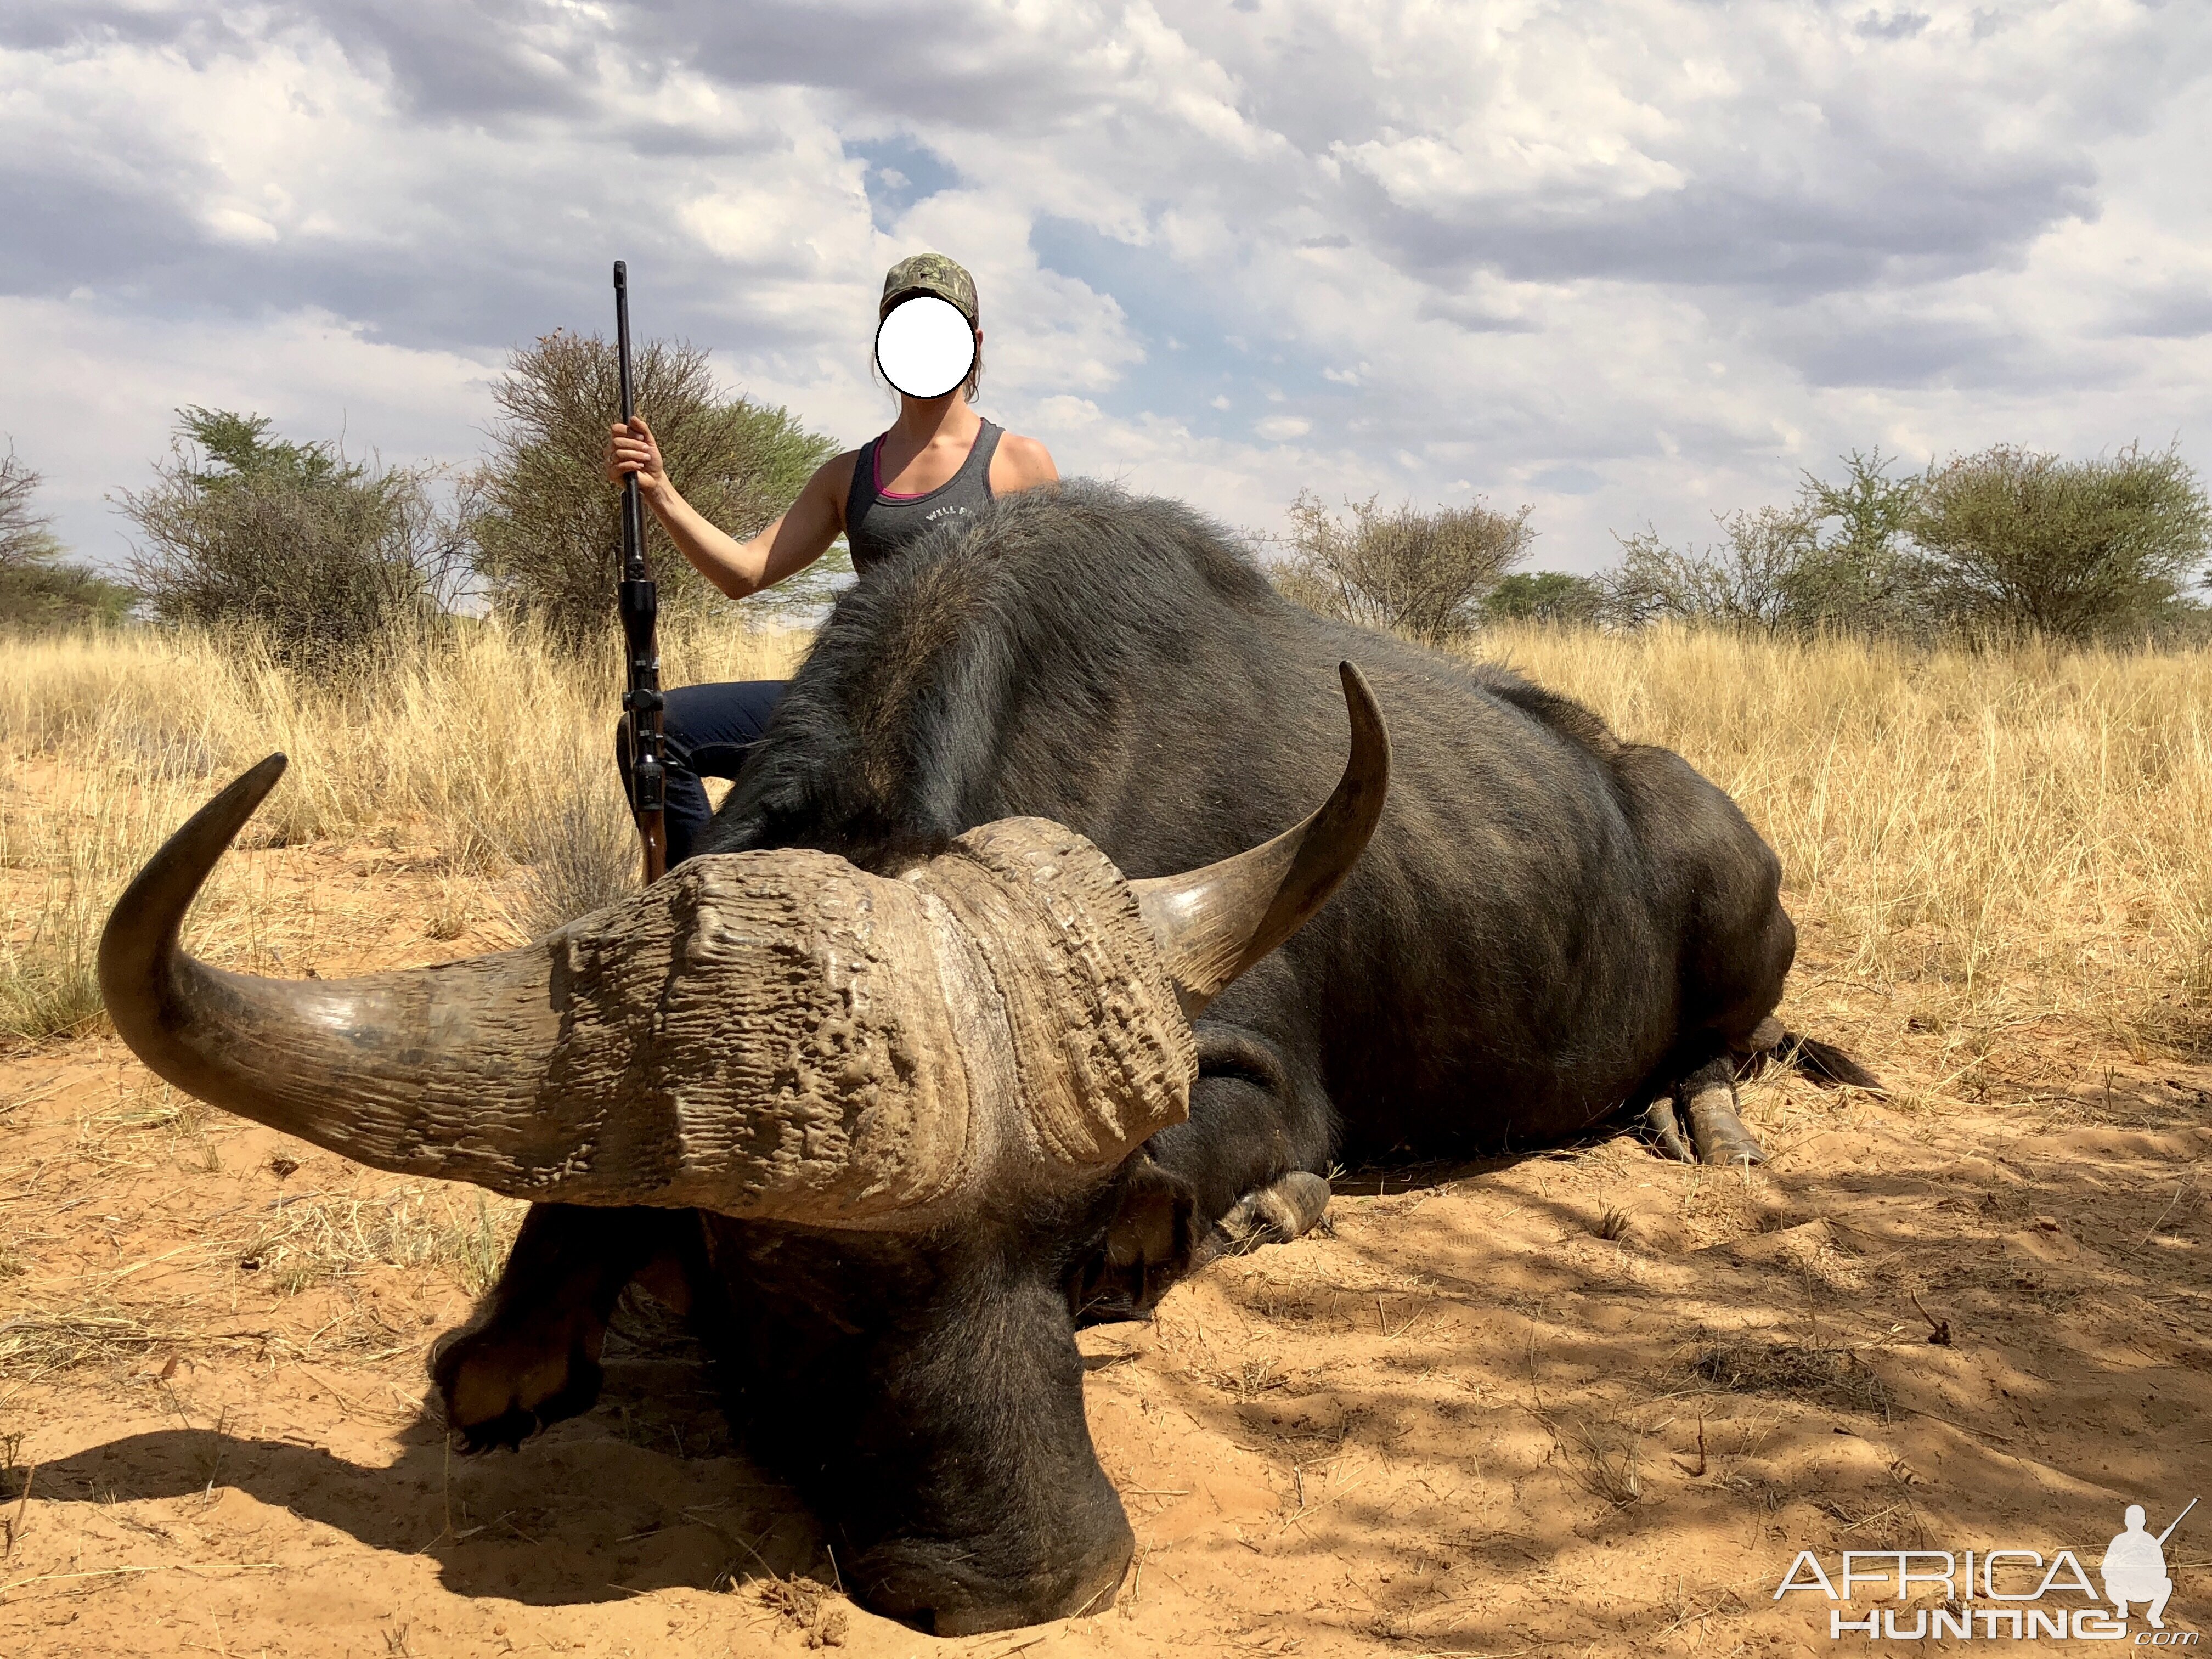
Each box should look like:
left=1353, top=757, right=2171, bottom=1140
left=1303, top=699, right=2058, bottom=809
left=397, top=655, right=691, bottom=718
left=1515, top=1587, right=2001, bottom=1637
left=96, top=754, right=640, bottom=1200
left=1130, top=661, right=1390, bottom=1018
left=97, top=755, right=1200, bottom=1218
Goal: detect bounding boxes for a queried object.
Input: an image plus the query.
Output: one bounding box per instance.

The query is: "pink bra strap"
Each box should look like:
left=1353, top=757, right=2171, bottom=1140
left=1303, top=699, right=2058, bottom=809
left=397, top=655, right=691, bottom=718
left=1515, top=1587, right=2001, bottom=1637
left=871, top=438, right=926, bottom=501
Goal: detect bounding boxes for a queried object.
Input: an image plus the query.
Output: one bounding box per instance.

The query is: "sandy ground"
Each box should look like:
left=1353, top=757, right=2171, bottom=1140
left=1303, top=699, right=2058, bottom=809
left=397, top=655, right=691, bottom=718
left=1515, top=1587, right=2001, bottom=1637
left=3, top=838, right=2209, bottom=1657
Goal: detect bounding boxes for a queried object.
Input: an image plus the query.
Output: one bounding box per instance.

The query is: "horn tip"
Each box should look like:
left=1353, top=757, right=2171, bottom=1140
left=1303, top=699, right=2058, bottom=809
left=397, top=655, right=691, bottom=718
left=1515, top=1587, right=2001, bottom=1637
left=210, top=752, right=291, bottom=828
left=1335, top=658, right=1380, bottom=716
left=99, top=752, right=293, bottom=1014
left=1334, top=661, right=1390, bottom=769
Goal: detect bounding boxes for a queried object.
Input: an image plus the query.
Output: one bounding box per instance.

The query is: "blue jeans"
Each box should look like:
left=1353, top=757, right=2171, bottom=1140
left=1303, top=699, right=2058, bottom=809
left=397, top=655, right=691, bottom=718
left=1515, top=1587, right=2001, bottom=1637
left=616, top=680, right=785, bottom=866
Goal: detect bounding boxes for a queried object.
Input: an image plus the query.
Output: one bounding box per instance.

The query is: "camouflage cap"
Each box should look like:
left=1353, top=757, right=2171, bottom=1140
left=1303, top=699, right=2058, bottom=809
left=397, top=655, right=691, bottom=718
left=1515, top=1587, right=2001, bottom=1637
left=880, top=252, right=978, bottom=323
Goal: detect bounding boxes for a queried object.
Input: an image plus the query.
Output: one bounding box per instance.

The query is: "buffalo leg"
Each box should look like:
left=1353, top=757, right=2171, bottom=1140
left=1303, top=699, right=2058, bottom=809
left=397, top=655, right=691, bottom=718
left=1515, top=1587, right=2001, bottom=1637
left=430, top=1203, right=699, bottom=1451
left=1074, top=1025, right=1333, bottom=1321
left=1214, top=1170, right=1333, bottom=1254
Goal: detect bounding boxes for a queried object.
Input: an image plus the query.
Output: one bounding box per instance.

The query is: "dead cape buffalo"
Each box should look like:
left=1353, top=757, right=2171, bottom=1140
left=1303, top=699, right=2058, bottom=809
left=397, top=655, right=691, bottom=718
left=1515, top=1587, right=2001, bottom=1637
left=101, top=482, right=1870, bottom=1634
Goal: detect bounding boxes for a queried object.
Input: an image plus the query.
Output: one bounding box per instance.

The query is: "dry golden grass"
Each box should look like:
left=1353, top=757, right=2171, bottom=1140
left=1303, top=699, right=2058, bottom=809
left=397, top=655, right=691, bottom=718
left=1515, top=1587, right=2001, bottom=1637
left=0, top=613, right=804, bottom=854
left=4, top=613, right=2208, bottom=1080
left=236, top=1183, right=518, bottom=1300
left=1474, top=622, right=2212, bottom=1068
left=0, top=614, right=802, bottom=1042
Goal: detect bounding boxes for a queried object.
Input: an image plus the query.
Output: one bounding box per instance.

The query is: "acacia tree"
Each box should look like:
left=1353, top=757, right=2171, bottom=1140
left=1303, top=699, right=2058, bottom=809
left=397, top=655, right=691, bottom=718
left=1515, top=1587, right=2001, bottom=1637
left=1604, top=451, right=1928, bottom=634
left=1, top=445, right=61, bottom=569
left=1789, top=448, right=1925, bottom=630
left=1907, top=443, right=2210, bottom=641
left=1604, top=506, right=1820, bottom=629
left=116, top=409, right=466, bottom=670
left=1273, top=490, right=1535, bottom=645
left=1485, top=570, right=1605, bottom=624
left=469, top=332, right=838, bottom=640
left=1, top=446, right=134, bottom=630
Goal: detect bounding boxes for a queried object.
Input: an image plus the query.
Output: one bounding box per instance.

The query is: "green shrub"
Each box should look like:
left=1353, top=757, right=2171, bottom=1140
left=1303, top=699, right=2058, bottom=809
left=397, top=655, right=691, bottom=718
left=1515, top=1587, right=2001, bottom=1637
left=114, top=409, right=467, bottom=673
left=467, top=331, right=838, bottom=641
left=1908, top=443, right=2211, bottom=642
left=1273, top=490, right=1535, bottom=645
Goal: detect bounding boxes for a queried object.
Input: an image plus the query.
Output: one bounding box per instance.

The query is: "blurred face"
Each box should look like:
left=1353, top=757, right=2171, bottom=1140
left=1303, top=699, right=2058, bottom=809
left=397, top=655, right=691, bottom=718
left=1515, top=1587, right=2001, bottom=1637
left=876, top=293, right=977, bottom=399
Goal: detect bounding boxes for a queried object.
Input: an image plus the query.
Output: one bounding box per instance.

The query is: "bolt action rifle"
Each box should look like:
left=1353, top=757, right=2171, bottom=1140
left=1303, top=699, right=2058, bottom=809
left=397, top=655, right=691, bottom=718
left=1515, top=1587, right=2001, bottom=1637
left=613, top=259, right=668, bottom=882
left=2158, top=1497, right=2197, bottom=1545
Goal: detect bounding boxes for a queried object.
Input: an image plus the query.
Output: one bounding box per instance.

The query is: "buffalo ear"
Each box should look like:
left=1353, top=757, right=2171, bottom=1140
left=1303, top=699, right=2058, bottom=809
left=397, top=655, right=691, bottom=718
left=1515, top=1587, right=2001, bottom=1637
left=1069, top=1152, right=1195, bottom=1326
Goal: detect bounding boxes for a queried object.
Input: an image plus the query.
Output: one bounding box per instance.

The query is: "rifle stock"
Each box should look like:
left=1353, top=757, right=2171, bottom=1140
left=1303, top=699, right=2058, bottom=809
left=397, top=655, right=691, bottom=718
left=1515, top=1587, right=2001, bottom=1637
left=614, top=259, right=668, bottom=883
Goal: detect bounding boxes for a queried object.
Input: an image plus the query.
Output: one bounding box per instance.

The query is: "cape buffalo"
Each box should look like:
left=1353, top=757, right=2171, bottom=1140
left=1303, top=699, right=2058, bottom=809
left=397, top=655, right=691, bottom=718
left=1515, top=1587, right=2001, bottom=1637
left=101, top=482, right=1867, bottom=1634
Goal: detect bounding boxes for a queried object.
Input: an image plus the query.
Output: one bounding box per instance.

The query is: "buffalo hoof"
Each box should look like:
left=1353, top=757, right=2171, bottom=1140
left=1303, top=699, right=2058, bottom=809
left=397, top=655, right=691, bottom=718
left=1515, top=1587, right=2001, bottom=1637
left=1684, top=1080, right=1765, bottom=1167
left=1641, top=1095, right=1695, bottom=1163
left=430, top=1311, right=606, bottom=1452
left=1219, top=1170, right=1332, bottom=1252
left=1642, top=1057, right=1767, bottom=1167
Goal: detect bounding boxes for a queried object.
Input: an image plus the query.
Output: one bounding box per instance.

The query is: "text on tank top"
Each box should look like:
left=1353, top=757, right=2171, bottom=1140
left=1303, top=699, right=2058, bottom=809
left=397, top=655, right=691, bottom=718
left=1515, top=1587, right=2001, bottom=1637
left=844, top=420, right=1002, bottom=575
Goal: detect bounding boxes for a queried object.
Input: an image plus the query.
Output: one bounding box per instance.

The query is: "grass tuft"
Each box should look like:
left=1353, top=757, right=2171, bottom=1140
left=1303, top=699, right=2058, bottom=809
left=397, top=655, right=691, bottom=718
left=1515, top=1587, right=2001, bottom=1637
left=243, top=1186, right=523, bottom=1299
left=0, top=897, right=105, bottom=1044
left=507, top=782, right=642, bottom=941
left=0, top=1306, right=171, bottom=1380
left=1691, top=1339, right=1892, bottom=1415
left=1542, top=1412, right=1645, bottom=1506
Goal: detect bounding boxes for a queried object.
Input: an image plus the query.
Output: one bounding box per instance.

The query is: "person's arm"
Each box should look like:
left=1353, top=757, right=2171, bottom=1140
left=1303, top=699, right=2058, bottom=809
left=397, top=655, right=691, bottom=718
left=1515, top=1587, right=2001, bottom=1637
left=606, top=417, right=851, bottom=600
left=989, top=432, right=1060, bottom=495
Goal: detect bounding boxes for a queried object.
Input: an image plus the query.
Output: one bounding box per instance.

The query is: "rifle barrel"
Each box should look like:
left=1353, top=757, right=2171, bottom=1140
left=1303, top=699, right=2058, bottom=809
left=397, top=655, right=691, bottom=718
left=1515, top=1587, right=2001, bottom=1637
left=614, top=261, right=646, bottom=582
left=2156, top=1496, right=2197, bottom=1545
left=613, top=258, right=665, bottom=883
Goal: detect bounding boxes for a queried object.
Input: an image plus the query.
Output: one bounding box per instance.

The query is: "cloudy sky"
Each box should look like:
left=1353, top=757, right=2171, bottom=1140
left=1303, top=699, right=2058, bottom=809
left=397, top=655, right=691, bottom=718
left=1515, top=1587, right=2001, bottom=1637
left=5, top=0, right=2209, bottom=578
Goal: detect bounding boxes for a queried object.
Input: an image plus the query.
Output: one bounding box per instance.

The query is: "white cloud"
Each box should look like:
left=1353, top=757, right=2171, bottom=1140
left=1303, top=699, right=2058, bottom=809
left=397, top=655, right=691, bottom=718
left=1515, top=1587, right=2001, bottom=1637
left=0, top=294, right=502, bottom=568
left=1, top=0, right=2209, bottom=576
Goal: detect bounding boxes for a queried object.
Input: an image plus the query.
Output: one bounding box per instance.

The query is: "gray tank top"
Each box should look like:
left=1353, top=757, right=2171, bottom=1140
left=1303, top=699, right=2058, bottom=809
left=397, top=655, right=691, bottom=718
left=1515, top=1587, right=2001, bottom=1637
left=844, top=420, right=1001, bottom=575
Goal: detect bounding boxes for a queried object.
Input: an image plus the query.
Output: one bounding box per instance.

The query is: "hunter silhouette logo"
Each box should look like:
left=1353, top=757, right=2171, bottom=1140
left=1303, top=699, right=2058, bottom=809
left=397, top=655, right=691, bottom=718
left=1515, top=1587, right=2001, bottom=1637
left=2107, top=1499, right=2194, bottom=1629
left=1773, top=1496, right=2199, bottom=1641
